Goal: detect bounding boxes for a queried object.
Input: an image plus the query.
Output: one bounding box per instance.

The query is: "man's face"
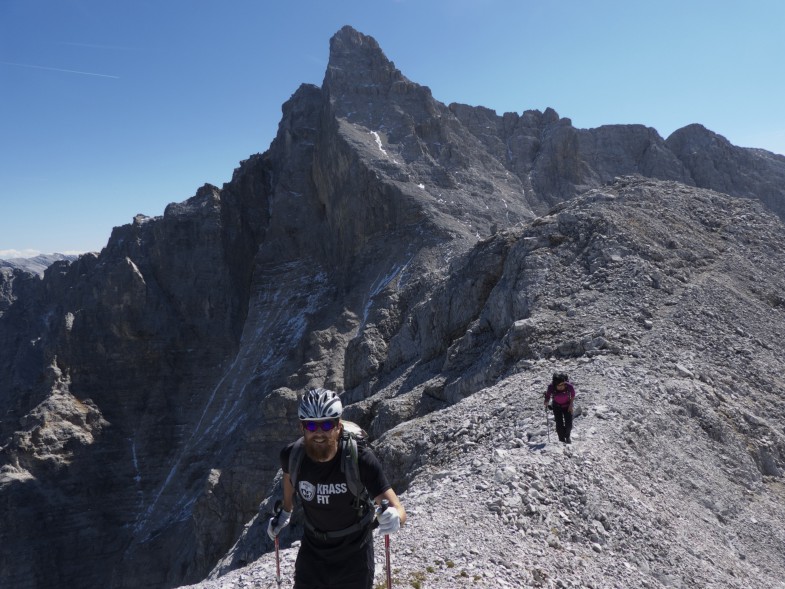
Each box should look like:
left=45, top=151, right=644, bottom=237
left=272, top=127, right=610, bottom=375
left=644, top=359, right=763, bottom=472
left=302, top=419, right=342, bottom=462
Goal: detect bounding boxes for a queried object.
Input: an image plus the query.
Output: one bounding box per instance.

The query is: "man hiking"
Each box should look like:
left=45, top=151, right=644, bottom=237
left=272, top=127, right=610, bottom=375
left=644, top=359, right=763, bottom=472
left=267, top=387, right=406, bottom=589
left=544, top=373, right=576, bottom=443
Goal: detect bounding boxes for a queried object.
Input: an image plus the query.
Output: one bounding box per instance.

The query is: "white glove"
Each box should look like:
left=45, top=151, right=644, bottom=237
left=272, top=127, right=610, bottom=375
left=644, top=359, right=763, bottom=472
left=267, top=509, right=292, bottom=540
left=377, top=506, right=401, bottom=535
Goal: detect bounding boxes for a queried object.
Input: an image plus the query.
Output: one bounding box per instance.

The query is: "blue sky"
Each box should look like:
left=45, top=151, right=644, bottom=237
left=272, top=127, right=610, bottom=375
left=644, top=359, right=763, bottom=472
left=2, top=0, right=784, bottom=256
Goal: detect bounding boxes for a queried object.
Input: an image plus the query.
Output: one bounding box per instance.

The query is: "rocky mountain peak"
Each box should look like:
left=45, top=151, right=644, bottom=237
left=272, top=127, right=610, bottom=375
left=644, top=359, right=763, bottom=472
left=667, top=122, right=729, bottom=152
left=666, top=122, right=785, bottom=215
left=323, top=25, right=409, bottom=100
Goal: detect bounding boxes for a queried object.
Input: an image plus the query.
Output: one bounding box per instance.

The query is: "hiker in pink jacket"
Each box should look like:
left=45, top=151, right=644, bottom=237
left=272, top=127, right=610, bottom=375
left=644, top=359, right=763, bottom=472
left=544, top=373, right=576, bottom=443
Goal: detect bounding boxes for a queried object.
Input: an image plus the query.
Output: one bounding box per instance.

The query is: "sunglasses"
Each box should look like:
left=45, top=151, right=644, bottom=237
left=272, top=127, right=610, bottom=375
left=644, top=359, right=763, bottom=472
left=302, top=420, right=338, bottom=432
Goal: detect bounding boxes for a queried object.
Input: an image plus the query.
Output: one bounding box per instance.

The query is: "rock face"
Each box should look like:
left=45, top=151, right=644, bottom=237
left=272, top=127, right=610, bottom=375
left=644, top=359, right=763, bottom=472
left=666, top=123, right=785, bottom=217
left=0, top=255, right=77, bottom=316
left=449, top=106, right=785, bottom=219
left=1, top=26, right=784, bottom=589
left=192, top=177, right=785, bottom=589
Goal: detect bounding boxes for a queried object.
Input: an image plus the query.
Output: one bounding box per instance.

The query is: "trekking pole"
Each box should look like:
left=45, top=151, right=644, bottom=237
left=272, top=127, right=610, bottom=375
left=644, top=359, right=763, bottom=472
left=545, top=405, right=551, bottom=444
left=271, top=500, right=283, bottom=587
left=378, top=499, right=393, bottom=589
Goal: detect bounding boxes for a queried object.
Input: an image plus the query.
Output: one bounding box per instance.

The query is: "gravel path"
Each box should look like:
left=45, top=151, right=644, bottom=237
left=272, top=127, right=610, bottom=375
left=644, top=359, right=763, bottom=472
left=181, top=355, right=785, bottom=589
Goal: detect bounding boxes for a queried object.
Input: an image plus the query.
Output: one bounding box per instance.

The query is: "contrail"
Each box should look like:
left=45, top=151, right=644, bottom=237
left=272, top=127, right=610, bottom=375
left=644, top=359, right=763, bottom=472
left=0, top=61, right=119, bottom=79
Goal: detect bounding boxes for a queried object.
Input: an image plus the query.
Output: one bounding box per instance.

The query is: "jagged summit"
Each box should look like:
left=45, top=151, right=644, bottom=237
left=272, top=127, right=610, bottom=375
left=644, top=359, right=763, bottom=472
left=319, top=26, right=539, bottom=240
left=324, top=26, right=407, bottom=95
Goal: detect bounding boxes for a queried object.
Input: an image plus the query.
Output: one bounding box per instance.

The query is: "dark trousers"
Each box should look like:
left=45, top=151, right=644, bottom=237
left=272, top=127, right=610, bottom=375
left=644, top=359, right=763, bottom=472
left=294, top=534, right=375, bottom=589
left=552, top=404, right=573, bottom=441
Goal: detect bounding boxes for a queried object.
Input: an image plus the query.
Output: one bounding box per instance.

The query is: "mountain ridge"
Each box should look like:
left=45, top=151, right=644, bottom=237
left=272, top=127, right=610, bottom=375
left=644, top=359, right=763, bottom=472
left=191, top=176, right=785, bottom=589
left=0, top=253, right=79, bottom=277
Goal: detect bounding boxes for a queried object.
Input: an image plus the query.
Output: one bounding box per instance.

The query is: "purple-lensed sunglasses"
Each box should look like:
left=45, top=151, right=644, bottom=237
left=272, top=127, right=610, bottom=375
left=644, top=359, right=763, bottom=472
left=302, top=420, right=338, bottom=432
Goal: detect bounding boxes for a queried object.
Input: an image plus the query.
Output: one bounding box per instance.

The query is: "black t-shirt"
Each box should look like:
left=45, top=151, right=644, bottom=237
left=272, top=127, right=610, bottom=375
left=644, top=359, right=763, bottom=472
left=281, top=440, right=391, bottom=534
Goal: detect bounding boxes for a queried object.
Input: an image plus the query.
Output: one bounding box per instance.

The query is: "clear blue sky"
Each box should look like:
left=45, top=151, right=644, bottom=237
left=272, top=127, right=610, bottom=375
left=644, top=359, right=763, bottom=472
left=2, top=0, right=784, bottom=256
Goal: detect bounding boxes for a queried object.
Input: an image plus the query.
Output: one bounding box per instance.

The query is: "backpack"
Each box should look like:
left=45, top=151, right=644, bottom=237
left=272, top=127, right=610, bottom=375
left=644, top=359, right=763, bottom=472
left=288, top=420, right=374, bottom=523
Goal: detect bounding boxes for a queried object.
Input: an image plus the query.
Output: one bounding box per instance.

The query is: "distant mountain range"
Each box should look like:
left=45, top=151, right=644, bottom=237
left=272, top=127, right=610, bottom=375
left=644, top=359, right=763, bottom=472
left=0, top=253, right=79, bottom=276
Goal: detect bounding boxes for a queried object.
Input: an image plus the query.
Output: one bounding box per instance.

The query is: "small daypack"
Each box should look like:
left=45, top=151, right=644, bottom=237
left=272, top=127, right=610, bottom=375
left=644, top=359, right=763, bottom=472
left=288, top=420, right=374, bottom=533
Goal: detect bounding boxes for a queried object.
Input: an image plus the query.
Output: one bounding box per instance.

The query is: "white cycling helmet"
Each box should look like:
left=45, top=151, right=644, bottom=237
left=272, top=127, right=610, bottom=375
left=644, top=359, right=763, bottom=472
left=298, top=388, right=343, bottom=421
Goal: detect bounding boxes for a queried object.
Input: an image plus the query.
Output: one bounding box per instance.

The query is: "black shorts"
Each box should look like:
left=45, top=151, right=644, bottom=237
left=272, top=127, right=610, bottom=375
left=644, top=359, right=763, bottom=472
left=294, top=532, right=375, bottom=589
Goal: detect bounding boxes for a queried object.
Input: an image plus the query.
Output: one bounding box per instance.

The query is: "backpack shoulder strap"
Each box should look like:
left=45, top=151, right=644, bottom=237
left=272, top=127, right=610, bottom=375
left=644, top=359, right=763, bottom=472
left=340, top=434, right=364, bottom=498
left=288, top=437, right=306, bottom=491
left=340, top=432, right=375, bottom=519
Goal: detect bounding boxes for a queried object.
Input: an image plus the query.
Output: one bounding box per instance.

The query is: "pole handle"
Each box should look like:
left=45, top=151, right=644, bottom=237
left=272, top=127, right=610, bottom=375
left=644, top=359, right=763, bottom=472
left=271, top=499, right=283, bottom=526
left=376, top=498, right=390, bottom=518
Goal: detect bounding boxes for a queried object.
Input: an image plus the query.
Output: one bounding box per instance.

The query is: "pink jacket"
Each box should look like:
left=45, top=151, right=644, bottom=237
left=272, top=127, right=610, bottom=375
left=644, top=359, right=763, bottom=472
left=545, top=383, right=575, bottom=407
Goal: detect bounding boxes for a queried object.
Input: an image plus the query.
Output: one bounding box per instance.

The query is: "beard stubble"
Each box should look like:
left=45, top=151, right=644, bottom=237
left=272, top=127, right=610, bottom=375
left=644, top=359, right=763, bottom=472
left=303, top=433, right=340, bottom=462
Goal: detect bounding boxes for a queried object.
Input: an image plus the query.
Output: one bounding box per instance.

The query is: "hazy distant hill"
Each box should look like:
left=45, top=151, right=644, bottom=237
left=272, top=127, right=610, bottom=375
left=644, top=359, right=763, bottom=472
left=0, top=253, right=79, bottom=276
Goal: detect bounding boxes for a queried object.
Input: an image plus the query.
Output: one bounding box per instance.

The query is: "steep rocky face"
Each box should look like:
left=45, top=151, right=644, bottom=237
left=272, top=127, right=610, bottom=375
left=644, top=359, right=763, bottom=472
left=344, top=177, right=785, bottom=429
left=0, top=178, right=268, bottom=589
left=449, top=104, right=688, bottom=208
left=0, top=267, right=34, bottom=317
left=667, top=123, right=785, bottom=218
left=1, top=26, right=785, bottom=589
left=322, top=26, right=538, bottom=234
left=450, top=105, right=785, bottom=219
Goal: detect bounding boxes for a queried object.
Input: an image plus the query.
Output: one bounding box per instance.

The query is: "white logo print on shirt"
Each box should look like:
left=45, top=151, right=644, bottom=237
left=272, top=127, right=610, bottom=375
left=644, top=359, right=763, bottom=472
left=299, top=481, right=348, bottom=504
left=299, top=481, right=316, bottom=502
